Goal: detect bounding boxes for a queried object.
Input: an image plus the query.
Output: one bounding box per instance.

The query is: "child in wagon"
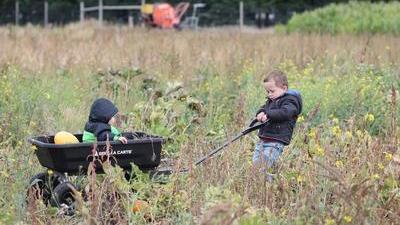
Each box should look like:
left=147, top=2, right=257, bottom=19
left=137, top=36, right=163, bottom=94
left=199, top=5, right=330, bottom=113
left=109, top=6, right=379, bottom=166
left=253, top=70, right=302, bottom=180
left=82, top=98, right=128, bottom=144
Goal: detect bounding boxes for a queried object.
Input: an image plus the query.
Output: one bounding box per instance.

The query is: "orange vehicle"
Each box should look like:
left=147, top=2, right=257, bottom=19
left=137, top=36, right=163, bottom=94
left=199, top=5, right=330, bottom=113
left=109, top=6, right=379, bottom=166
left=141, top=2, right=190, bottom=29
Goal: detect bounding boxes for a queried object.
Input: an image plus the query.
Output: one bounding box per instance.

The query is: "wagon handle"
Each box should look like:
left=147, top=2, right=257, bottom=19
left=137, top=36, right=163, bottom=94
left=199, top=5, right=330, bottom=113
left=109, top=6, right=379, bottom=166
left=242, top=118, right=268, bottom=135
left=193, top=118, right=268, bottom=166
left=153, top=119, right=268, bottom=177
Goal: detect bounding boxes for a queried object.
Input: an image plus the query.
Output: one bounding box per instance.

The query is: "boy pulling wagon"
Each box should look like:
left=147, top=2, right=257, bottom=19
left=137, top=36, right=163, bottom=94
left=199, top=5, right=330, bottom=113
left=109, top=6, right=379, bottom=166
left=253, top=70, right=302, bottom=180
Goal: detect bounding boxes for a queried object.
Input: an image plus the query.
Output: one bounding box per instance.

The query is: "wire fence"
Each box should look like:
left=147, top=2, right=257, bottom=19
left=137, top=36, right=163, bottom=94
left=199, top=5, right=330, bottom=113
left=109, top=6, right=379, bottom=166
left=0, top=1, right=287, bottom=27
left=0, top=1, right=144, bottom=26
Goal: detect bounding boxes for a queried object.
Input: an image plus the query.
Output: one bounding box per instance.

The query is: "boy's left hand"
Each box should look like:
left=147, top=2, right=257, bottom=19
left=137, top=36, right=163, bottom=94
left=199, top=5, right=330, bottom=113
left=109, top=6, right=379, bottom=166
left=256, top=112, right=268, bottom=122
left=118, top=136, right=128, bottom=144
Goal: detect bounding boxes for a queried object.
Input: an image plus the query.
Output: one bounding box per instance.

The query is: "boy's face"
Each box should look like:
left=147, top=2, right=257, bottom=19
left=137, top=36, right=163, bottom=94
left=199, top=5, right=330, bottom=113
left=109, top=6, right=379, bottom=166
left=108, top=114, right=122, bottom=127
left=264, top=80, right=287, bottom=100
left=108, top=116, right=116, bottom=126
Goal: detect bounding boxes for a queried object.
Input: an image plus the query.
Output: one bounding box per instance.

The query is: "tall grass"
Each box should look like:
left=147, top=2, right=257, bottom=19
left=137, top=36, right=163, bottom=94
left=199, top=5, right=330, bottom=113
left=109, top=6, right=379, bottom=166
left=0, top=23, right=399, bottom=224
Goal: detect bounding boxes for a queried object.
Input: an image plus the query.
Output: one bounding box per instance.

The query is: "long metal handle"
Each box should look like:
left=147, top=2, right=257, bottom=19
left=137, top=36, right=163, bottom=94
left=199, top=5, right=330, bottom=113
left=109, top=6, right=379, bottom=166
left=194, top=132, right=244, bottom=166
left=154, top=119, right=268, bottom=176
left=242, top=119, right=268, bottom=135
left=194, top=119, right=268, bottom=166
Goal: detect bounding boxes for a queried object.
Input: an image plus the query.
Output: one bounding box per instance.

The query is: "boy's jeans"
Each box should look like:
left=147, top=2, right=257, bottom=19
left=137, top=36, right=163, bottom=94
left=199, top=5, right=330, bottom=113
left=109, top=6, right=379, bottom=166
left=252, top=140, right=284, bottom=181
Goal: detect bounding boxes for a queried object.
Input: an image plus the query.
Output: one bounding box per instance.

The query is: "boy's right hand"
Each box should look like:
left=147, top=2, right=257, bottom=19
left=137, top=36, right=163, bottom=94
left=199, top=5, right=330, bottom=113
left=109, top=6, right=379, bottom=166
left=118, top=136, right=128, bottom=144
left=256, top=112, right=268, bottom=122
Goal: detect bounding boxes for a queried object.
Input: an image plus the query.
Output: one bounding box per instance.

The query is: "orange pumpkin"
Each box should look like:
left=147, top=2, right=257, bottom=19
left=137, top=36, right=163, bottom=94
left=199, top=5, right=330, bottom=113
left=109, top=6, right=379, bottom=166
left=132, top=200, right=149, bottom=213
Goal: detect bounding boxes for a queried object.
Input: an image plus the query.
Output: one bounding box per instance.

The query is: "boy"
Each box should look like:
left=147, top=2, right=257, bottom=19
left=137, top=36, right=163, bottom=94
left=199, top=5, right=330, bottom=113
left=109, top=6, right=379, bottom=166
left=83, top=98, right=128, bottom=144
left=253, top=70, right=302, bottom=178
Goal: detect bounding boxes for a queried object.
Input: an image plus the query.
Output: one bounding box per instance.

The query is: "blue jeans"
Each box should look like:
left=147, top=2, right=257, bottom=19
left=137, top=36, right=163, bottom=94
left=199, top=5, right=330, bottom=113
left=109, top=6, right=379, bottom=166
left=252, top=141, right=284, bottom=178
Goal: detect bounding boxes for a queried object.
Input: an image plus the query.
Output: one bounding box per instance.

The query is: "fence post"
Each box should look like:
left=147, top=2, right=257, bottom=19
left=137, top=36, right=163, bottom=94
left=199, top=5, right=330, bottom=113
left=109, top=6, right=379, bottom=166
left=141, top=0, right=145, bottom=27
left=98, top=0, right=103, bottom=26
left=15, top=1, right=19, bottom=25
left=128, top=15, right=134, bottom=27
left=239, top=1, right=244, bottom=31
left=80, top=2, right=85, bottom=23
left=44, top=1, right=49, bottom=27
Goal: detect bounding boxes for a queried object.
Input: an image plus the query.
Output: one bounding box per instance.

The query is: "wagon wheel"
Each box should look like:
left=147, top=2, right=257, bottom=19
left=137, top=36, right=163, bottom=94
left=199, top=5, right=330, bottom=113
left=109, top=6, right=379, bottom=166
left=27, top=171, right=68, bottom=205
left=28, top=172, right=52, bottom=204
left=50, top=182, right=78, bottom=216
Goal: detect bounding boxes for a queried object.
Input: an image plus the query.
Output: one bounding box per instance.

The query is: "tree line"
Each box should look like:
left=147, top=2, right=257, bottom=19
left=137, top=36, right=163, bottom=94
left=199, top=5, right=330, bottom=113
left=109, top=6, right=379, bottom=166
left=0, top=0, right=373, bottom=26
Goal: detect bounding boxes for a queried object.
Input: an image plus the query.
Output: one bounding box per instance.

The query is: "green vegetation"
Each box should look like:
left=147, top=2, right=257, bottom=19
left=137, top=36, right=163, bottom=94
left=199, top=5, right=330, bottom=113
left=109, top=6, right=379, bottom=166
left=282, top=1, right=400, bottom=34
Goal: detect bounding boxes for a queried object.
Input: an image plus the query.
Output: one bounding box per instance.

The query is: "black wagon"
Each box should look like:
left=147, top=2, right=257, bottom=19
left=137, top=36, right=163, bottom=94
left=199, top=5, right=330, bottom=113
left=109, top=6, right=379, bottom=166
left=27, top=132, right=164, bottom=212
left=27, top=120, right=265, bottom=214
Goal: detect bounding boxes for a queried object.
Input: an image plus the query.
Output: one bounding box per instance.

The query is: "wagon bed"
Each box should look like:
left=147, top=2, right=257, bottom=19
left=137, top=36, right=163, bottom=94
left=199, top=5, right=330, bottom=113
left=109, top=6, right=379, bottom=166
left=28, top=132, right=164, bottom=175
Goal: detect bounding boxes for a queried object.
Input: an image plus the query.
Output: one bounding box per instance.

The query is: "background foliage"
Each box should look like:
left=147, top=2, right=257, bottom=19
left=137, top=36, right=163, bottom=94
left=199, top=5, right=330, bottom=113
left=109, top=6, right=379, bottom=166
left=282, top=1, right=400, bottom=34
left=0, top=0, right=354, bottom=26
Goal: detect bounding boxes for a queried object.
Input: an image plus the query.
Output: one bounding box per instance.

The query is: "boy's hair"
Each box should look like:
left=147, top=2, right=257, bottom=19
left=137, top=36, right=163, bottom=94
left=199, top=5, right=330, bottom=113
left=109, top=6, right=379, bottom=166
left=263, top=70, right=288, bottom=89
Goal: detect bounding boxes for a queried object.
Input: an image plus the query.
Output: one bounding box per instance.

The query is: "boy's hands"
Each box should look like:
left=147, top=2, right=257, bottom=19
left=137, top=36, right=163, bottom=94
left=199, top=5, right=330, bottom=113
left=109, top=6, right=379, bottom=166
left=118, top=136, right=128, bottom=144
left=256, top=112, right=268, bottom=122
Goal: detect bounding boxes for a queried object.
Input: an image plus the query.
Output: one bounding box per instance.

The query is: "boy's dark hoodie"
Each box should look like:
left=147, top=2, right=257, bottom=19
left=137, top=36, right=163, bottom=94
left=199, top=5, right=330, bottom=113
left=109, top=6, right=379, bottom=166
left=257, top=90, right=303, bottom=145
left=83, top=98, right=120, bottom=142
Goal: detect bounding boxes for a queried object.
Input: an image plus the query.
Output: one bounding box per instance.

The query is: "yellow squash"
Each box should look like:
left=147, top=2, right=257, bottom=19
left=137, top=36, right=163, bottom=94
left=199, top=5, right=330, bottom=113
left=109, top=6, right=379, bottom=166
left=54, top=131, right=79, bottom=144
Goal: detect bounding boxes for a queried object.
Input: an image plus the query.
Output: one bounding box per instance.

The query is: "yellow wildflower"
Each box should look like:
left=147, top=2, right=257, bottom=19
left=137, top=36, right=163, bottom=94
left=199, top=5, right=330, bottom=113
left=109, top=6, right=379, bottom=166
left=384, top=152, right=393, bottom=161
left=371, top=174, right=380, bottom=180
left=364, top=113, right=375, bottom=123
left=303, top=67, right=313, bottom=76
left=47, top=170, right=53, bottom=176
left=297, top=174, right=304, bottom=183
left=345, top=131, right=352, bottom=139
left=378, top=163, right=384, bottom=170
left=1, top=171, right=9, bottom=178
left=308, top=128, right=317, bottom=139
left=280, top=209, right=287, bottom=217
left=325, top=218, right=335, bottom=225
left=332, top=126, right=341, bottom=137
left=343, top=215, right=352, bottom=223
left=297, top=115, right=305, bottom=123
left=316, top=146, right=325, bottom=156
left=335, top=160, right=344, bottom=168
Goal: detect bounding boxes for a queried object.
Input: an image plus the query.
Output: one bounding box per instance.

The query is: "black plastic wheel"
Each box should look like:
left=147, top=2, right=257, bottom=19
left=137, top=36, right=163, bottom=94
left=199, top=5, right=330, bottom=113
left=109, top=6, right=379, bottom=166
left=50, top=182, right=78, bottom=215
left=27, top=171, right=68, bottom=205
left=28, top=172, right=51, bottom=204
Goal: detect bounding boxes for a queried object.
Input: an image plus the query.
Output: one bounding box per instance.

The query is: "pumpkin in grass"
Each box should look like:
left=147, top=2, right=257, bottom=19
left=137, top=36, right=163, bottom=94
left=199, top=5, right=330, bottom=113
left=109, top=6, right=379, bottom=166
left=132, top=200, right=149, bottom=213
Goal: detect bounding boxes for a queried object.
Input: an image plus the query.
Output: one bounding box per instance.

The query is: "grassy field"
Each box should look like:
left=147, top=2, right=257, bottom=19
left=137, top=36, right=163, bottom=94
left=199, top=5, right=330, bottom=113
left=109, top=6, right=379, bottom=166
left=0, top=22, right=399, bottom=224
